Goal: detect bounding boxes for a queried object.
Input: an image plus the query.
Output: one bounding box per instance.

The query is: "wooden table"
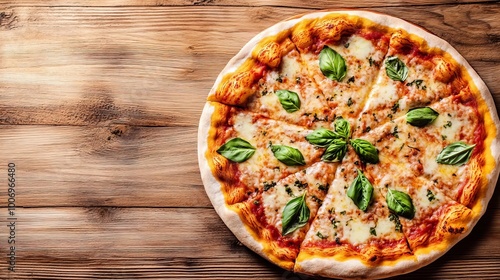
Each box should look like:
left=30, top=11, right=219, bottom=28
left=0, top=1, right=498, bottom=279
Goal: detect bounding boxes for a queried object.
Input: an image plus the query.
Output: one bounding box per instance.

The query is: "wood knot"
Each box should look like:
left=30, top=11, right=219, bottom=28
left=0, top=10, right=19, bottom=30
left=107, top=124, right=129, bottom=140
left=86, top=207, right=117, bottom=223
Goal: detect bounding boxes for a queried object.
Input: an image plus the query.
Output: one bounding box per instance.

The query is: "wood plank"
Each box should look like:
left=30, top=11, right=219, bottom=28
left=1, top=0, right=498, bottom=8
left=0, top=125, right=209, bottom=207
left=0, top=5, right=498, bottom=126
left=0, top=207, right=498, bottom=279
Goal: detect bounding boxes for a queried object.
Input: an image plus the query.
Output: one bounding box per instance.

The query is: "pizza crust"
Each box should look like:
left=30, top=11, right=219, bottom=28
left=296, top=256, right=418, bottom=279
left=198, top=9, right=500, bottom=279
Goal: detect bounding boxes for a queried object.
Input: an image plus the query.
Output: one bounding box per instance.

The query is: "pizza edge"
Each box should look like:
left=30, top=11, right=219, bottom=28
left=197, top=9, right=500, bottom=279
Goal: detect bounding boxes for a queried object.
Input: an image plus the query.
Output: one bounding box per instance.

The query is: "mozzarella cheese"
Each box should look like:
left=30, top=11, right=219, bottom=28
left=347, top=36, right=375, bottom=61
left=344, top=219, right=374, bottom=245
left=363, top=78, right=399, bottom=112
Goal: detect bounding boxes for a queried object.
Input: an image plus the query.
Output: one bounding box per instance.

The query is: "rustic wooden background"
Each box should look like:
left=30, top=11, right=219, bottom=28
left=0, top=0, right=498, bottom=279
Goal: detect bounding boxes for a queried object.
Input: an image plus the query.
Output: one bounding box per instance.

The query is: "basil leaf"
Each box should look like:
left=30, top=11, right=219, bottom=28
left=406, top=107, right=439, bottom=127
left=306, top=128, right=342, bottom=147
left=350, top=139, right=379, bottom=164
left=322, top=139, right=347, bottom=162
left=319, top=46, right=347, bottom=82
left=271, top=145, right=306, bottom=166
left=386, top=189, right=415, bottom=219
left=216, top=137, right=256, bottom=163
left=347, top=169, right=374, bottom=211
left=282, top=192, right=310, bottom=236
left=334, top=117, right=350, bottom=140
left=436, top=142, right=475, bottom=166
left=275, top=89, right=301, bottom=113
left=385, top=56, right=408, bottom=82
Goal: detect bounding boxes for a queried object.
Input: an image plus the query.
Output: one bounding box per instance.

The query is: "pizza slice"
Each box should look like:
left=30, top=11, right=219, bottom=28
left=208, top=36, right=332, bottom=128
left=408, top=92, right=487, bottom=209
left=226, top=161, right=338, bottom=270
left=359, top=92, right=487, bottom=208
left=295, top=149, right=413, bottom=279
left=357, top=29, right=463, bottom=132
left=291, top=14, right=390, bottom=122
left=244, top=39, right=333, bottom=128
left=374, top=176, right=474, bottom=264
left=203, top=102, right=327, bottom=205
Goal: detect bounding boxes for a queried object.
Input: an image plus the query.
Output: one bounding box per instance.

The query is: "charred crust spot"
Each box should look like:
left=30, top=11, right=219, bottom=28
left=447, top=226, right=465, bottom=234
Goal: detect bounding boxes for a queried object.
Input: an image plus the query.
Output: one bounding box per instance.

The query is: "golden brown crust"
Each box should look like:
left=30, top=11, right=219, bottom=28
left=405, top=203, right=473, bottom=259
left=203, top=102, right=247, bottom=204
left=231, top=201, right=297, bottom=270
left=459, top=158, right=483, bottom=207
left=291, top=20, right=314, bottom=50
left=434, top=56, right=458, bottom=83
left=208, top=64, right=264, bottom=106
left=313, top=17, right=355, bottom=43
left=199, top=9, right=500, bottom=280
left=298, top=239, right=411, bottom=266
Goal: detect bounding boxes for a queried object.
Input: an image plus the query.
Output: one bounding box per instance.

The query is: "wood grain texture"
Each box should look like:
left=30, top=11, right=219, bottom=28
left=0, top=1, right=498, bottom=279
left=1, top=0, right=498, bottom=7
left=0, top=126, right=209, bottom=207
left=0, top=4, right=498, bottom=126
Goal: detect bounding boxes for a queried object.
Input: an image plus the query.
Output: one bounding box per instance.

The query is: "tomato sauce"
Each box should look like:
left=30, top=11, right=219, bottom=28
left=250, top=200, right=301, bottom=251
left=453, top=92, right=486, bottom=157
left=358, top=29, right=387, bottom=41
left=407, top=217, right=438, bottom=243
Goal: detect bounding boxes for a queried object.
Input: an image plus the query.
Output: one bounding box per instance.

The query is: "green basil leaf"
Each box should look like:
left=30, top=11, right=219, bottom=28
left=386, top=189, right=415, bottom=219
left=271, top=145, right=306, bottom=166
left=306, top=128, right=342, bottom=147
left=275, top=89, right=301, bottom=113
left=385, top=56, right=408, bottom=82
left=406, top=107, right=439, bottom=127
left=334, top=117, right=350, bottom=140
left=282, top=192, right=310, bottom=236
left=216, top=137, right=256, bottom=163
left=321, top=139, right=347, bottom=162
left=347, top=169, right=374, bottom=211
left=350, top=139, right=379, bottom=164
left=319, top=46, right=347, bottom=82
left=436, top=142, right=475, bottom=166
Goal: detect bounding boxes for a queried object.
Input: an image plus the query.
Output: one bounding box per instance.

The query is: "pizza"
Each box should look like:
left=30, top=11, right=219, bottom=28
left=197, top=10, right=500, bottom=279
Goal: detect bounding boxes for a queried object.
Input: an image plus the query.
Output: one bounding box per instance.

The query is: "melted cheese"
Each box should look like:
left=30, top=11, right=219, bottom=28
left=280, top=54, right=302, bottom=80
left=414, top=184, right=445, bottom=210
left=344, top=219, right=374, bottom=245
left=262, top=183, right=290, bottom=226
left=376, top=217, right=400, bottom=239
left=233, top=113, right=258, bottom=142
left=347, top=36, right=375, bottom=60
left=430, top=110, right=471, bottom=142
left=363, top=78, right=398, bottom=110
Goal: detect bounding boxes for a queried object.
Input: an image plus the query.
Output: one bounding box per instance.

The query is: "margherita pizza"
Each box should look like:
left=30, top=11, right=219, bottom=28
left=197, top=10, right=500, bottom=279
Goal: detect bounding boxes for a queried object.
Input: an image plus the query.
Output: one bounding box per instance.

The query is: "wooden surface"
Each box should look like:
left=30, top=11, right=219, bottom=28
left=0, top=1, right=499, bottom=279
